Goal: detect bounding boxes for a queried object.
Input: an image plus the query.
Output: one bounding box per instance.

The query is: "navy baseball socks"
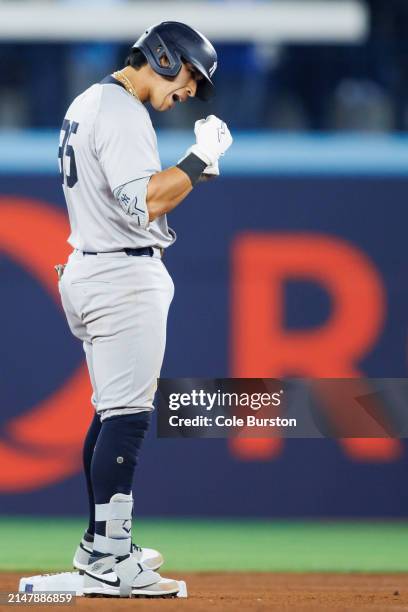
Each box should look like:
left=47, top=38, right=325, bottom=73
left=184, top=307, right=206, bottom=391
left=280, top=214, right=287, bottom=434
left=82, top=411, right=101, bottom=537
left=73, top=411, right=164, bottom=574
left=91, top=412, right=150, bottom=557
left=77, top=412, right=178, bottom=597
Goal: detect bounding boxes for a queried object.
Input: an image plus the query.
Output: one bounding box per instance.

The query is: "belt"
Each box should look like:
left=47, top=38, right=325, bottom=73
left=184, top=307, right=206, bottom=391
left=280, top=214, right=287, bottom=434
left=82, top=247, right=162, bottom=258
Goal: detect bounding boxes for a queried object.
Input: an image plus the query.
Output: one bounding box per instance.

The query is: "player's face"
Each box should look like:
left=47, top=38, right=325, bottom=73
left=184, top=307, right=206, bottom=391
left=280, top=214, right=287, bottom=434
left=151, top=62, right=203, bottom=112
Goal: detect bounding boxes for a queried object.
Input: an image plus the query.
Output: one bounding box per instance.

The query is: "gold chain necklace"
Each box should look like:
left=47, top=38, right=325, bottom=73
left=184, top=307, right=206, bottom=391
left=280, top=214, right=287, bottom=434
left=112, top=70, right=139, bottom=101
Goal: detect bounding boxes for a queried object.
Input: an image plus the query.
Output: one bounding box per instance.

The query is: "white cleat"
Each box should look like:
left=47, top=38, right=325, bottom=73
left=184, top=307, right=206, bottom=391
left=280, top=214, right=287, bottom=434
left=130, top=543, right=164, bottom=571
left=73, top=536, right=163, bottom=572
left=83, top=553, right=179, bottom=598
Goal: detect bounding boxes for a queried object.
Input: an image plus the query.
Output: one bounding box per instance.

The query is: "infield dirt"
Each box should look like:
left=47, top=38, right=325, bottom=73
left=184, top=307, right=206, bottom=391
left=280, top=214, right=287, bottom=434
left=2, top=572, right=408, bottom=611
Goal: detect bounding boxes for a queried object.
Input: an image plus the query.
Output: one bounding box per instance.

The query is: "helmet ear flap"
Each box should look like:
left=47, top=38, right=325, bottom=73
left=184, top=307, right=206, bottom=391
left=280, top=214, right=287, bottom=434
left=138, top=32, right=182, bottom=78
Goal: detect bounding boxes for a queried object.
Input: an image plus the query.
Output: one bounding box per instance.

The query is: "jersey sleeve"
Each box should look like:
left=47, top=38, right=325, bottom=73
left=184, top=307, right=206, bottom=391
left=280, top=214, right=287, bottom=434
left=94, top=87, right=160, bottom=192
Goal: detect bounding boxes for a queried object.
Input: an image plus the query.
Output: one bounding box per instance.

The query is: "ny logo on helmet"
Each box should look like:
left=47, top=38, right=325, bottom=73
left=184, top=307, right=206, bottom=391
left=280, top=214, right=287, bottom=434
left=209, top=61, right=217, bottom=77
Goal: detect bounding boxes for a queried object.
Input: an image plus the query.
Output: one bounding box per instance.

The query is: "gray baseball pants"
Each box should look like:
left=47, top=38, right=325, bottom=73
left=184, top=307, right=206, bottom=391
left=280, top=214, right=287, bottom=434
left=58, top=249, right=174, bottom=420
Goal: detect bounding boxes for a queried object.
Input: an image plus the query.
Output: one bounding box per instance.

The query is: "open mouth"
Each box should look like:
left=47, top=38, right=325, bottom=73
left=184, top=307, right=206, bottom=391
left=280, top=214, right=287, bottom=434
left=172, top=94, right=181, bottom=104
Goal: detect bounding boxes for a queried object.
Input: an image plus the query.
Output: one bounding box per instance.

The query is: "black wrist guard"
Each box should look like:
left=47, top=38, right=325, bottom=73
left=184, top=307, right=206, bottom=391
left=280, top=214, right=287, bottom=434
left=177, top=153, right=207, bottom=186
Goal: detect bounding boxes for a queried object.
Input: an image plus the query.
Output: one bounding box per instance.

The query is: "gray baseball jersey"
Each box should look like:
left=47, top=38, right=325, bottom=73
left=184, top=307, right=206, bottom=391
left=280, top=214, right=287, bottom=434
left=58, top=75, right=176, bottom=252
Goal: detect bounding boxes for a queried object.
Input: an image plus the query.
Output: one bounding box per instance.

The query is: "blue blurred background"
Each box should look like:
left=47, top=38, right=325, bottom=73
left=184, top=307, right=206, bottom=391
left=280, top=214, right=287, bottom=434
left=0, top=0, right=407, bottom=132
left=1, top=0, right=408, bottom=520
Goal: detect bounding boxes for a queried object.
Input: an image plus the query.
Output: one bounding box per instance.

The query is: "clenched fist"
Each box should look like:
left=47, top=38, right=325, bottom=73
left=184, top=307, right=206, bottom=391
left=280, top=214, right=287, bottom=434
left=191, top=115, right=233, bottom=166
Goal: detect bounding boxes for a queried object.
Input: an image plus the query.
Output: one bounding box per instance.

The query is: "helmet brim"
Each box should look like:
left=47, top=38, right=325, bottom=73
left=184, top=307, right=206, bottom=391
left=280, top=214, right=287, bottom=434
left=196, top=74, right=215, bottom=101
left=186, top=58, right=215, bottom=101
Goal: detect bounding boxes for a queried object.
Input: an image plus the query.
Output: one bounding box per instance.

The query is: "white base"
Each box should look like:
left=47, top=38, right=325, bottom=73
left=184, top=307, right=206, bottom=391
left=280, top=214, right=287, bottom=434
left=19, top=572, right=187, bottom=598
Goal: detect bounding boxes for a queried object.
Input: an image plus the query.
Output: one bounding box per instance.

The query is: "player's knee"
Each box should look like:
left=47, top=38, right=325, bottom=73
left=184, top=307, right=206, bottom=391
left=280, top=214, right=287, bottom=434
left=91, top=411, right=151, bottom=502
left=102, top=412, right=151, bottom=460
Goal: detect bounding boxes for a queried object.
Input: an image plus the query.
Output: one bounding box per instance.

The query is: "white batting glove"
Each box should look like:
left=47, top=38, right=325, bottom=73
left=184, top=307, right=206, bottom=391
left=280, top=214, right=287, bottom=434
left=190, top=115, right=233, bottom=166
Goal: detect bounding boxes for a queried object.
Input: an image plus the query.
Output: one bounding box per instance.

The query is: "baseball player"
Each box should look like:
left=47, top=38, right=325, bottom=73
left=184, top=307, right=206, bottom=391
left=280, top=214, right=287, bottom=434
left=57, top=21, right=232, bottom=598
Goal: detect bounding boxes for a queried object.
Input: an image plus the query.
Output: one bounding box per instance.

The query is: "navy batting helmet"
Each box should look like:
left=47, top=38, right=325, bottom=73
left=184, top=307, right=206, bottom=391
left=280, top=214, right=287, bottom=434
left=133, top=21, right=217, bottom=101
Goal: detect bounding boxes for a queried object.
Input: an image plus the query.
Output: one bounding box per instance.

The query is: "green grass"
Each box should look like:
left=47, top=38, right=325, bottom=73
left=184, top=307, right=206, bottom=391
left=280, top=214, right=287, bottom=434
left=0, top=518, right=407, bottom=573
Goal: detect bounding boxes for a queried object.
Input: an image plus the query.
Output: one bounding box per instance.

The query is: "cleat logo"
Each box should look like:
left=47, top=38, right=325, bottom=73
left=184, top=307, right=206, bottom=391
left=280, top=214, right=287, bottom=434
left=92, top=563, right=103, bottom=571
left=85, top=571, right=121, bottom=587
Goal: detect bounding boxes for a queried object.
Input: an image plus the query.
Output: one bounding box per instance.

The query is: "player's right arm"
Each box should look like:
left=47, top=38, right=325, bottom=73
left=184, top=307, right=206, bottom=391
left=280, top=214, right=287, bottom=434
left=146, top=167, right=193, bottom=221
left=146, top=115, right=232, bottom=221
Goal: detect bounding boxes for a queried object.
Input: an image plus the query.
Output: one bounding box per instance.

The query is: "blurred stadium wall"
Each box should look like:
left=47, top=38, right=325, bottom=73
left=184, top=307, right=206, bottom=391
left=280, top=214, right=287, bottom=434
left=2, top=131, right=408, bottom=518
left=1, top=0, right=408, bottom=519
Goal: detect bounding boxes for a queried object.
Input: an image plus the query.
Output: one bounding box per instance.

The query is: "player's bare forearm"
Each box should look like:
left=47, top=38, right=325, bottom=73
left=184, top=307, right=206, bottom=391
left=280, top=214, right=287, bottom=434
left=147, top=167, right=193, bottom=221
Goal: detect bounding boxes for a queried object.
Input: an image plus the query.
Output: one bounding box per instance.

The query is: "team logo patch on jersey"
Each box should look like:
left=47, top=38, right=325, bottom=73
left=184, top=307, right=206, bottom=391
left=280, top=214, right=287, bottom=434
left=115, top=184, right=147, bottom=227
left=120, top=193, right=131, bottom=206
